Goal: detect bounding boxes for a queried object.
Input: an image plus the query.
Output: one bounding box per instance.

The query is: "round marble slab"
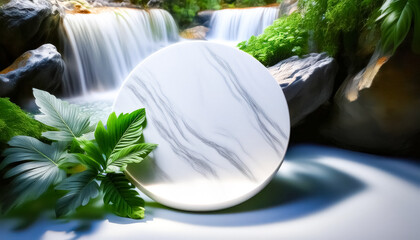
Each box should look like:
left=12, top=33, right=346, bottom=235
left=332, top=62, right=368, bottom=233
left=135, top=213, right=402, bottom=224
left=113, top=41, right=290, bottom=211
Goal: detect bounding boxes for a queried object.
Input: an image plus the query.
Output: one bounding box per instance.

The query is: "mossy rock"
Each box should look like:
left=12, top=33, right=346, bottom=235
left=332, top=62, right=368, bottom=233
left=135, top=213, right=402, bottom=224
left=0, top=98, right=51, bottom=153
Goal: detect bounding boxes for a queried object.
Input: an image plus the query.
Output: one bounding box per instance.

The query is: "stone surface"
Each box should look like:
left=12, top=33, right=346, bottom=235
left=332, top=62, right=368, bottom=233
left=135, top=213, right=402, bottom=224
left=278, top=0, right=298, bottom=17
left=0, top=44, right=65, bottom=106
left=180, top=26, right=209, bottom=40
left=0, top=0, right=60, bottom=69
left=323, top=43, right=420, bottom=156
left=113, top=41, right=290, bottom=211
left=269, top=53, right=338, bottom=126
left=194, top=10, right=214, bottom=28
left=147, top=0, right=163, bottom=8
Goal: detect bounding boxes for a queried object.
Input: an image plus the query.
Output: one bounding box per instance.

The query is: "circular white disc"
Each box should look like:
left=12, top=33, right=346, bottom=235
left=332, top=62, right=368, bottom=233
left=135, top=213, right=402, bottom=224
left=113, top=41, right=290, bottom=211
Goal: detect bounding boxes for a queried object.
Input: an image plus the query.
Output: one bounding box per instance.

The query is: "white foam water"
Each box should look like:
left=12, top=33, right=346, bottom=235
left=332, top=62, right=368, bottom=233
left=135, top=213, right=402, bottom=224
left=61, top=8, right=179, bottom=95
left=207, top=7, right=279, bottom=42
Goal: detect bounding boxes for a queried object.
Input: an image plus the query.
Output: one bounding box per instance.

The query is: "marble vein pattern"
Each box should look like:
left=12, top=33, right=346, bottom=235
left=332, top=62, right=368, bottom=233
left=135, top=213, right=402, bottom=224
left=113, top=41, right=290, bottom=211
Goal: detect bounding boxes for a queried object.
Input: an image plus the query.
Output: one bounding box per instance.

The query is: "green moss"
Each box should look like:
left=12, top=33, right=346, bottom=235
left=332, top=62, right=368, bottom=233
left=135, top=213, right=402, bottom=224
left=0, top=98, right=51, bottom=153
left=238, top=12, right=308, bottom=66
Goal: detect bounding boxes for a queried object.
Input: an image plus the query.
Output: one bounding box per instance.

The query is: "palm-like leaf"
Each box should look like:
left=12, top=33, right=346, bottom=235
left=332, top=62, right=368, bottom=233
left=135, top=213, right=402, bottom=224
left=33, top=88, right=95, bottom=141
left=77, top=138, right=107, bottom=170
left=378, top=0, right=420, bottom=53
left=106, top=143, right=157, bottom=173
left=93, top=109, right=155, bottom=173
left=94, top=109, right=146, bottom=160
left=0, top=136, right=67, bottom=210
left=55, top=169, right=99, bottom=217
left=101, top=173, right=145, bottom=219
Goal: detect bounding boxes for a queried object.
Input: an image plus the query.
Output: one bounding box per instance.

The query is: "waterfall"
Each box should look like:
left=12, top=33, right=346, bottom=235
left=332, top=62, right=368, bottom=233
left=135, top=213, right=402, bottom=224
left=207, top=7, right=279, bottom=42
left=61, top=8, right=179, bottom=95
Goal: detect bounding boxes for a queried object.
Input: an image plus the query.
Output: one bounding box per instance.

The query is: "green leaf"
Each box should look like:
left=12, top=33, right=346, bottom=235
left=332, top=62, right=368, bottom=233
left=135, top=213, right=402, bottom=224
left=58, top=153, right=84, bottom=173
left=378, top=0, right=417, bottom=54
left=75, top=154, right=102, bottom=172
left=101, top=173, right=145, bottom=219
left=0, top=136, right=67, bottom=210
left=106, top=143, right=157, bottom=173
left=33, top=88, right=95, bottom=141
left=94, top=109, right=146, bottom=162
left=76, top=138, right=106, bottom=170
left=411, top=0, right=420, bottom=53
left=55, top=169, right=99, bottom=217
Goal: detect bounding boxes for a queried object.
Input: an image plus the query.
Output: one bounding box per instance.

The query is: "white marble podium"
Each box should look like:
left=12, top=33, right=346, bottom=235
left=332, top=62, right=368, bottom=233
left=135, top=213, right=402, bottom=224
left=113, top=41, right=290, bottom=211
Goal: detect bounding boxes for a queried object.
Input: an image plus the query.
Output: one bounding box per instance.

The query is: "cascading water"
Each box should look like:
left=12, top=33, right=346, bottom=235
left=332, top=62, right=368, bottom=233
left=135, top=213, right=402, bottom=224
left=207, top=7, right=279, bottom=42
left=61, top=8, right=179, bottom=95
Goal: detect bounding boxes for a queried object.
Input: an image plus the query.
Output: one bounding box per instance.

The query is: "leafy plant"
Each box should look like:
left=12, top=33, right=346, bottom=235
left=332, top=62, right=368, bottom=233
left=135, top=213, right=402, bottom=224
left=0, top=89, right=157, bottom=219
left=33, top=89, right=95, bottom=141
left=238, top=12, right=308, bottom=66
left=238, top=0, right=383, bottom=66
left=163, top=0, right=206, bottom=29
left=298, top=0, right=382, bottom=56
left=377, top=0, right=420, bottom=54
left=0, top=137, right=68, bottom=209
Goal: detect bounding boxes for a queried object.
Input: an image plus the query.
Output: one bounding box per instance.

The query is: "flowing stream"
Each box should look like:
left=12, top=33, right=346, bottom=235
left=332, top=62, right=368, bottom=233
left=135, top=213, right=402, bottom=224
left=61, top=8, right=179, bottom=95
left=207, top=7, right=279, bottom=42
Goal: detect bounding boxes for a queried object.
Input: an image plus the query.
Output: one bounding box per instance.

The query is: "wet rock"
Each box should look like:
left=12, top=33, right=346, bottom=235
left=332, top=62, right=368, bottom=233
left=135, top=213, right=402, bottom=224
left=0, top=0, right=61, bottom=69
left=0, top=44, right=65, bottom=106
left=194, top=10, right=214, bottom=28
left=180, top=26, right=209, bottom=40
left=269, top=53, right=338, bottom=126
left=278, top=0, right=298, bottom=17
left=322, top=43, right=420, bottom=156
left=147, top=0, right=163, bottom=8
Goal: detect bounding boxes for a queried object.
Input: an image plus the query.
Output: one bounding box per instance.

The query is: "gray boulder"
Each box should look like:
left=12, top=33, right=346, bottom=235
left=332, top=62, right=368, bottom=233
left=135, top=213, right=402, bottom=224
left=0, top=44, right=65, bottom=106
left=0, top=0, right=60, bottom=69
left=269, top=53, right=338, bottom=126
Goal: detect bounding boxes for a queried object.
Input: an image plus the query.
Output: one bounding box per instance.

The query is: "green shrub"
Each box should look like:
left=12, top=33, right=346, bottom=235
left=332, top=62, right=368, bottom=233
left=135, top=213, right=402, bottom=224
left=377, top=0, right=420, bottom=54
left=234, top=0, right=268, bottom=8
left=163, top=0, right=221, bottom=29
left=238, top=0, right=383, bottom=66
left=0, top=98, right=51, bottom=153
left=298, top=0, right=382, bottom=56
left=238, top=12, right=308, bottom=66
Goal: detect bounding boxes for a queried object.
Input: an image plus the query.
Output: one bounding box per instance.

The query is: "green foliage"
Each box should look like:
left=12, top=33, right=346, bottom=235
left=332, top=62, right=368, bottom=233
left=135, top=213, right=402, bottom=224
left=238, top=0, right=384, bottom=66
left=0, top=98, right=51, bottom=153
left=94, top=110, right=156, bottom=173
left=298, top=0, right=382, bottom=56
left=0, top=137, right=67, bottom=209
left=163, top=0, right=221, bottom=28
left=238, top=13, right=308, bottom=66
left=1, top=89, right=157, bottom=219
left=33, top=89, right=95, bottom=141
left=55, top=169, right=99, bottom=217
left=234, top=0, right=268, bottom=8
left=101, top=173, right=145, bottom=219
left=378, top=0, right=420, bottom=54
